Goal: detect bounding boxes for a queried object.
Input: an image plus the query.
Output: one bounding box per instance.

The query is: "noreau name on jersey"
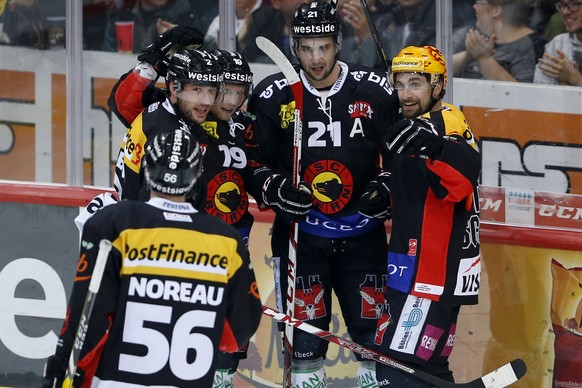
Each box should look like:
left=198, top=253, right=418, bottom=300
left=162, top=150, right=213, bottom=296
left=128, top=276, right=224, bottom=306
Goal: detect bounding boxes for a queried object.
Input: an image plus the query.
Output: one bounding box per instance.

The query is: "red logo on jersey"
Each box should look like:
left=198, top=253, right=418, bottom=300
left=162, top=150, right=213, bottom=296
left=348, top=100, right=374, bottom=119
left=374, top=309, right=393, bottom=345
left=205, top=169, right=248, bottom=224
left=295, top=275, right=326, bottom=320
left=358, top=274, right=386, bottom=319
left=408, top=239, right=418, bottom=256
left=303, top=160, right=354, bottom=214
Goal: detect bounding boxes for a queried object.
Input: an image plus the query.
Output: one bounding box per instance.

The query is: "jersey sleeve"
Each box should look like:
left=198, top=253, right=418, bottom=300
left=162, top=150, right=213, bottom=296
left=421, top=106, right=481, bottom=203
left=219, top=234, right=262, bottom=352
left=244, top=75, right=289, bottom=204
left=108, top=62, right=165, bottom=128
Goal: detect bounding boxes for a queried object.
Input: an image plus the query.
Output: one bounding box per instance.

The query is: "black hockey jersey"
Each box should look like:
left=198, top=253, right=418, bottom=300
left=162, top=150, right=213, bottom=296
left=245, top=61, right=400, bottom=237
left=54, top=198, right=262, bottom=387
left=386, top=103, right=481, bottom=305
left=113, top=98, right=193, bottom=201
left=197, top=111, right=255, bottom=243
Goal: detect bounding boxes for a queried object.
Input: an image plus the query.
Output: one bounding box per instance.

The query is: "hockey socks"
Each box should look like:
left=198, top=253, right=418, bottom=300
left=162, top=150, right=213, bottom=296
left=212, top=368, right=235, bottom=388
left=291, top=358, right=326, bottom=388
left=357, top=360, right=379, bottom=388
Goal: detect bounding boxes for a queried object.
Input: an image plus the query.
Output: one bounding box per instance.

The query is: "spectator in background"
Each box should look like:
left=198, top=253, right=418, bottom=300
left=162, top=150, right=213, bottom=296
left=452, top=0, right=546, bottom=82
left=534, top=0, right=582, bottom=87
left=203, top=0, right=268, bottom=52
left=191, top=0, right=219, bottom=34
left=102, top=0, right=196, bottom=53
left=335, top=0, right=395, bottom=66
left=341, top=0, right=436, bottom=70
left=0, top=0, right=47, bottom=48
left=529, top=0, right=557, bottom=35
left=453, top=0, right=476, bottom=30
left=239, top=0, right=308, bottom=64
left=84, top=0, right=114, bottom=50
left=543, top=11, right=567, bottom=41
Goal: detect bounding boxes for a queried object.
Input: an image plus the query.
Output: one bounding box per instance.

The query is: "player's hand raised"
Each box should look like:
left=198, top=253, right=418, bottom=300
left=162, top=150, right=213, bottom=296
left=138, top=26, right=204, bottom=77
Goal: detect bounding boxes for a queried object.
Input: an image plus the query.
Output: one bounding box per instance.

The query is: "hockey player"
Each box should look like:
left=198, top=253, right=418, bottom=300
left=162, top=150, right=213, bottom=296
left=244, top=1, right=400, bottom=386
left=112, top=47, right=223, bottom=201
left=193, top=49, right=255, bottom=247
left=367, top=46, right=481, bottom=387
left=110, top=40, right=258, bottom=386
left=199, top=48, right=257, bottom=387
left=42, top=129, right=262, bottom=387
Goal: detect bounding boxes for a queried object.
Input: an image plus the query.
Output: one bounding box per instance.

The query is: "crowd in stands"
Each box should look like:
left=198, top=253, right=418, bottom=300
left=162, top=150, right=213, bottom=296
left=0, top=0, right=580, bottom=86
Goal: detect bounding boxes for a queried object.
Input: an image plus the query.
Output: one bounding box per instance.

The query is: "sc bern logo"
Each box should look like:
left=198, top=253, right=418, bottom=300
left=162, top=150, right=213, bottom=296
left=205, top=170, right=248, bottom=223
left=304, top=160, right=353, bottom=214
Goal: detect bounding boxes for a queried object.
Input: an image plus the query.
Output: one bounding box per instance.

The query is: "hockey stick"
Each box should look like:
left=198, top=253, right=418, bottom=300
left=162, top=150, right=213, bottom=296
left=262, top=306, right=527, bottom=388
left=256, top=36, right=304, bottom=388
left=359, top=0, right=390, bottom=72
left=63, top=239, right=112, bottom=388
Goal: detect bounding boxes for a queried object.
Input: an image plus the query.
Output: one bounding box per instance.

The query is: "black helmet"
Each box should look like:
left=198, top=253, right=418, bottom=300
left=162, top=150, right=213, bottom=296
left=291, top=1, right=342, bottom=56
left=144, top=129, right=202, bottom=195
left=166, top=49, right=223, bottom=93
left=211, top=49, right=253, bottom=96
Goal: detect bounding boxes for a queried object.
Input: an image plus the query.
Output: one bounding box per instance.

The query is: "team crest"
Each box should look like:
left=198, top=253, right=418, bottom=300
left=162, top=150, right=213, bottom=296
left=304, top=160, right=353, bottom=214
left=205, top=170, right=248, bottom=224
left=295, top=275, right=326, bottom=320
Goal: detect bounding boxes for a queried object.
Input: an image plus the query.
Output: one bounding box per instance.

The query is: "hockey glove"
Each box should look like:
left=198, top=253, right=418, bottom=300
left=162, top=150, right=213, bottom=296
left=384, top=118, right=443, bottom=158
left=262, top=174, right=313, bottom=221
left=358, top=172, right=392, bottom=219
left=137, top=26, right=204, bottom=77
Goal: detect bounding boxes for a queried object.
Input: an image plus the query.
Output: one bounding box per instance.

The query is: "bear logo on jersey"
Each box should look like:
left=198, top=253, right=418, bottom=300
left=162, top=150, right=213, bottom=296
left=304, top=160, right=354, bottom=214
left=205, top=170, right=248, bottom=224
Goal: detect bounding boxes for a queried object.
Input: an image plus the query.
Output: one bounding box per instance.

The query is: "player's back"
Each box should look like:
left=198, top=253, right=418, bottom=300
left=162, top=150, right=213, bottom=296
left=86, top=198, right=255, bottom=387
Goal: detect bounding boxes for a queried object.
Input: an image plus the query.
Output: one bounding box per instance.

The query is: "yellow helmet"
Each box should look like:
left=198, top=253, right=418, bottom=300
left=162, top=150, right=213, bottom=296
left=390, top=45, right=447, bottom=96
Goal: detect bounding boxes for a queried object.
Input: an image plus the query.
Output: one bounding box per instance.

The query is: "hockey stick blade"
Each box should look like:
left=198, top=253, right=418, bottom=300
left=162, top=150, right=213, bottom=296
left=255, top=35, right=304, bottom=152
left=256, top=36, right=300, bottom=86
left=262, top=306, right=526, bottom=388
